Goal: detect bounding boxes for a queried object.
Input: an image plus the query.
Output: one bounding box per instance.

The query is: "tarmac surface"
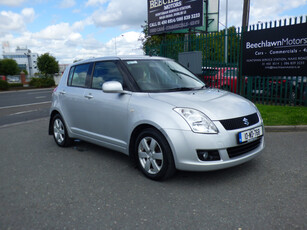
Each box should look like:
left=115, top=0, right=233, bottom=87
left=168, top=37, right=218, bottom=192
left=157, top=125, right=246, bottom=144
left=0, top=118, right=306, bottom=229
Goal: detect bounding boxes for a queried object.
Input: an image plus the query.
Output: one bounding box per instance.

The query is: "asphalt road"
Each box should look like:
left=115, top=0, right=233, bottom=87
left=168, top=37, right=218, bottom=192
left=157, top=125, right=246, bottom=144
left=0, top=88, right=52, bottom=126
left=0, top=119, right=306, bottom=229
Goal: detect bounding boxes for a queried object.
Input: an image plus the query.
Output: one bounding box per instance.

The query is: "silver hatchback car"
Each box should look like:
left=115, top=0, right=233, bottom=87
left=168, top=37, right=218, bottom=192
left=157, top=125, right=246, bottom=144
left=49, top=56, right=264, bottom=180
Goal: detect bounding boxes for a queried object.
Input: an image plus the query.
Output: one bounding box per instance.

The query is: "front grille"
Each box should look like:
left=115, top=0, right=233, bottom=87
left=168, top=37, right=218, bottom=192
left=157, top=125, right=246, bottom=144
left=227, top=138, right=262, bottom=158
left=220, top=113, right=259, bottom=130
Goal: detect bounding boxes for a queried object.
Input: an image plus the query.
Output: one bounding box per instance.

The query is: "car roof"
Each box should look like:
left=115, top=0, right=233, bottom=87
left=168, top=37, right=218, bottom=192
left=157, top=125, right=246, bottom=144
left=73, top=55, right=170, bottom=65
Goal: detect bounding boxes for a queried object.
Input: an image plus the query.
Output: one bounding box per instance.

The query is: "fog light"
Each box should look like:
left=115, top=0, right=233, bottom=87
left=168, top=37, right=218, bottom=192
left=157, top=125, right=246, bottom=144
left=202, top=151, right=209, bottom=160
left=197, top=150, right=221, bottom=161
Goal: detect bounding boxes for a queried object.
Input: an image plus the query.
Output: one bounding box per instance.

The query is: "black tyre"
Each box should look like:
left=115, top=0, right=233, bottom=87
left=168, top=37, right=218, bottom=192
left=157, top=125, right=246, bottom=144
left=135, top=128, right=176, bottom=180
left=52, top=114, right=72, bottom=147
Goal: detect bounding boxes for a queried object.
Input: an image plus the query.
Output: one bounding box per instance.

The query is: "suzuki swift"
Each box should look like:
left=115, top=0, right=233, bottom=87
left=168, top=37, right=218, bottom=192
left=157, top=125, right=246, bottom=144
left=49, top=56, right=264, bottom=180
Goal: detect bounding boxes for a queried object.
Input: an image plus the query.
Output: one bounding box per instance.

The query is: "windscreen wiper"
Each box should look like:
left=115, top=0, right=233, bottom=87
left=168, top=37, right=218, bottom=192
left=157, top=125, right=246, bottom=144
left=169, top=68, right=193, bottom=78
left=168, top=87, right=196, bottom=91
left=198, top=85, right=207, bottom=90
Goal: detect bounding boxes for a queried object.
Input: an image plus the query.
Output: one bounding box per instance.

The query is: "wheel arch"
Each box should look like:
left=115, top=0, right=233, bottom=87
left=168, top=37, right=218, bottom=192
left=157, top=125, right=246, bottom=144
left=128, top=124, right=168, bottom=165
left=128, top=123, right=176, bottom=180
left=48, top=110, right=61, bottom=135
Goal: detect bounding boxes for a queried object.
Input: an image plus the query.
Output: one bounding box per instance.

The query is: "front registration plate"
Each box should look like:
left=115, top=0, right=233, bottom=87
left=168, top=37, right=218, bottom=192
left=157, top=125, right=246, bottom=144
left=238, top=126, right=263, bottom=144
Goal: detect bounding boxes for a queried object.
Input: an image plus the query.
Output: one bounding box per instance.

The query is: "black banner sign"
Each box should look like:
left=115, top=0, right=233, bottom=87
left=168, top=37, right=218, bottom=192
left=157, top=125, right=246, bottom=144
left=242, top=23, right=307, bottom=76
left=148, top=0, right=203, bottom=35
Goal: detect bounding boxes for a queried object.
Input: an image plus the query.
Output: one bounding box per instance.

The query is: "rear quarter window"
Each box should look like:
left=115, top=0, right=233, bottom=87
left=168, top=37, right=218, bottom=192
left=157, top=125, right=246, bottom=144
left=67, top=66, right=75, bottom=85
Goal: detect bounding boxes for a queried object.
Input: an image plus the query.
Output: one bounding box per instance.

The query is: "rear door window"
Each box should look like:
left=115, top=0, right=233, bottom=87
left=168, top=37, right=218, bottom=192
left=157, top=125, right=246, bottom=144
left=69, top=64, right=91, bottom=88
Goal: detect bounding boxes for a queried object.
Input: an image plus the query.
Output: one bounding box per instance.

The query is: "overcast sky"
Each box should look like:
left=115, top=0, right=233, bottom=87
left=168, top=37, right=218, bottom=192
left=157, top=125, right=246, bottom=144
left=0, top=0, right=306, bottom=63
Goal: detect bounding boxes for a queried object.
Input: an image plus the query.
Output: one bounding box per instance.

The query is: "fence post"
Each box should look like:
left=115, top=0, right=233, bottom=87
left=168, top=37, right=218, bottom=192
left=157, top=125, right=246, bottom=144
left=238, top=26, right=246, bottom=96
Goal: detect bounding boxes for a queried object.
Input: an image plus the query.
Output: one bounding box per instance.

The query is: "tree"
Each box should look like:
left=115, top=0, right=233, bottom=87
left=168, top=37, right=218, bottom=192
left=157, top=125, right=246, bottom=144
left=37, top=53, right=59, bottom=77
left=202, top=26, right=241, bottom=65
left=139, top=21, right=185, bottom=59
left=21, top=69, right=28, bottom=75
left=141, top=23, right=241, bottom=66
left=0, top=59, right=20, bottom=76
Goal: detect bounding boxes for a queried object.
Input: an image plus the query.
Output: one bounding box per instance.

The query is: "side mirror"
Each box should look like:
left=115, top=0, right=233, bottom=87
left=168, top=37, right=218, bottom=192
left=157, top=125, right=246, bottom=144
left=102, top=81, right=124, bottom=93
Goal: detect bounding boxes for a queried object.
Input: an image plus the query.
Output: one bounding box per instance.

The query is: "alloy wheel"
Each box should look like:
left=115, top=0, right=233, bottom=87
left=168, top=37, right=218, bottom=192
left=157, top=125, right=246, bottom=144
left=54, top=118, right=65, bottom=145
left=138, top=137, right=164, bottom=175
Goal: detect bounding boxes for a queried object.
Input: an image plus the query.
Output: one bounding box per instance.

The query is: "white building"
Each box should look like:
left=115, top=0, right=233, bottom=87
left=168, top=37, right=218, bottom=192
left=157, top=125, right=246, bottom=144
left=59, top=64, right=69, bottom=75
left=2, top=46, right=39, bottom=77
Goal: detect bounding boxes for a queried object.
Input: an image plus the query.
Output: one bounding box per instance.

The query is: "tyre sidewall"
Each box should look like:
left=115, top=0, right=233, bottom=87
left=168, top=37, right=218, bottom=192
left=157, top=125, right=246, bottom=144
left=52, top=114, right=71, bottom=147
left=135, top=128, right=175, bottom=180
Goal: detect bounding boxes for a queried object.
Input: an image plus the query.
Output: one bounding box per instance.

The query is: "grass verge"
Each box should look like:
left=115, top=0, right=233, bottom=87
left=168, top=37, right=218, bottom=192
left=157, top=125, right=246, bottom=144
left=256, top=104, right=307, bottom=126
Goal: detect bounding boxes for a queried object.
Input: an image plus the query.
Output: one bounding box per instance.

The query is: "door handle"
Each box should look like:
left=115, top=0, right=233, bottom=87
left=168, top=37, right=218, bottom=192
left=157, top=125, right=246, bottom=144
left=59, top=91, right=66, bottom=95
left=84, top=94, right=93, bottom=99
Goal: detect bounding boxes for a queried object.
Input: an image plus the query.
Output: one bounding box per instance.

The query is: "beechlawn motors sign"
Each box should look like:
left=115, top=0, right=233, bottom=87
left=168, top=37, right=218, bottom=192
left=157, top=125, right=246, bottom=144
left=242, top=23, right=307, bottom=76
left=148, top=0, right=203, bottom=35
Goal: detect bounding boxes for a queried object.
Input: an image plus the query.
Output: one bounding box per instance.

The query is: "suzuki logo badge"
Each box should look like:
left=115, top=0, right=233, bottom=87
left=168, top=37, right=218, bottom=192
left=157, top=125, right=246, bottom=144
left=243, top=117, right=249, bottom=126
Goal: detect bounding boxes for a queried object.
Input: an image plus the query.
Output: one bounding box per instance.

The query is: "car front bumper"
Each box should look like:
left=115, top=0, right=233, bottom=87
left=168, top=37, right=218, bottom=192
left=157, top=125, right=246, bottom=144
left=163, top=122, right=265, bottom=171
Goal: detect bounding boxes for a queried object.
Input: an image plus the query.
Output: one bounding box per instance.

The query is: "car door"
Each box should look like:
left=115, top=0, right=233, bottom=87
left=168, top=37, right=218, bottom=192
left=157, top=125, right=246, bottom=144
left=82, top=61, right=132, bottom=151
left=59, top=63, right=92, bottom=134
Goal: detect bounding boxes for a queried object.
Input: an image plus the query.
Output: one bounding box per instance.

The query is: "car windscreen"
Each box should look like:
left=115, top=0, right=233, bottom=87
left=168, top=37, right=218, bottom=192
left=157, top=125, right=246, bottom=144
left=124, top=59, right=205, bottom=92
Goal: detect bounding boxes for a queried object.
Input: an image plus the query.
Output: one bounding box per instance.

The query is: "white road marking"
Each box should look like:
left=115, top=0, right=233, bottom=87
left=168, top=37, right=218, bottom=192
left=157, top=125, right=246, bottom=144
left=35, top=96, right=47, bottom=99
left=10, top=110, right=38, bottom=116
left=0, top=101, right=51, bottom=110
left=0, top=118, right=49, bottom=129
left=27, top=91, right=52, bottom=95
left=0, top=88, right=54, bottom=94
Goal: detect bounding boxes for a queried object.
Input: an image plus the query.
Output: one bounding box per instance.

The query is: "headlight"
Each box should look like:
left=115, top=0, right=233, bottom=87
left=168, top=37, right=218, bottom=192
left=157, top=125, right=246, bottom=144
left=174, top=108, right=218, bottom=134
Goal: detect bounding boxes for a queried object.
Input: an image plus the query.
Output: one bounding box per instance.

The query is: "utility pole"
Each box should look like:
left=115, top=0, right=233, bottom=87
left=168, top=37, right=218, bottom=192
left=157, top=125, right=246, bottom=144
left=239, top=0, right=250, bottom=95
left=224, top=0, right=228, bottom=64
left=242, top=0, right=250, bottom=30
left=205, top=0, right=208, bottom=34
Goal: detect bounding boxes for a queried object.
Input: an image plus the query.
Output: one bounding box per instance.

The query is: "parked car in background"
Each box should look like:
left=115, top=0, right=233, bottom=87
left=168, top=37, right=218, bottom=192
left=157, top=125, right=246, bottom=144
left=203, top=67, right=306, bottom=105
left=49, top=56, right=264, bottom=180
left=203, top=67, right=241, bottom=93
left=7, top=75, right=20, bottom=83
left=288, top=76, right=307, bottom=104
left=250, top=76, right=307, bottom=105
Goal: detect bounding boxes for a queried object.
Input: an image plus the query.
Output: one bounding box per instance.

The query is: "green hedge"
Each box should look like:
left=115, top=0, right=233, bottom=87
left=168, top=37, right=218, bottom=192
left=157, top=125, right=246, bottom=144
left=9, top=83, right=24, bottom=88
left=29, top=77, right=55, bottom=88
left=0, top=80, right=9, bottom=90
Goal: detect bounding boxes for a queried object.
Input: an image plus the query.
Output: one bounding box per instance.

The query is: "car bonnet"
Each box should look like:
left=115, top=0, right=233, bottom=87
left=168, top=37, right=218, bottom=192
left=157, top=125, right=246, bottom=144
left=149, top=88, right=256, bottom=121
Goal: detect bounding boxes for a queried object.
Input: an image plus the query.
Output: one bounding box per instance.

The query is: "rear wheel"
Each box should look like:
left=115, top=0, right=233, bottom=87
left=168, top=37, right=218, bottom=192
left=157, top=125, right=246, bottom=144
left=135, top=128, right=176, bottom=180
left=52, top=114, right=72, bottom=147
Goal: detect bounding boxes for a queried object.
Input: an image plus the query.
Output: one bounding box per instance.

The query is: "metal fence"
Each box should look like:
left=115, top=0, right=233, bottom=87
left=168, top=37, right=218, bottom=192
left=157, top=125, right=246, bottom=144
left=145, top=16, right=307, bottom=106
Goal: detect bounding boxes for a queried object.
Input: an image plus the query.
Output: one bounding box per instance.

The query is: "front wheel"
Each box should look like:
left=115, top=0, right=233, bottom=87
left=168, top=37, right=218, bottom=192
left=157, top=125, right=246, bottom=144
left=52, top=114, right=72, bottom=147
left=135, top=128, right=176, bottom=180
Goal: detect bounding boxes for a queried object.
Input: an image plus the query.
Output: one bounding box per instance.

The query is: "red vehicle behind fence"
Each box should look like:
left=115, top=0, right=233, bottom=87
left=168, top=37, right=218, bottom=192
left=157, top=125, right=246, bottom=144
left=203, top=67, right=240, bottom=93
left=203, top=68, right=306, bottom=105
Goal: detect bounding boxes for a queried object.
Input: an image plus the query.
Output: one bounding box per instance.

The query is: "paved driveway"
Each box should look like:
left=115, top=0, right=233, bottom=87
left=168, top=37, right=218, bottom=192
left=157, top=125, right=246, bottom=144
left=0, top=119, right=306, bottom=229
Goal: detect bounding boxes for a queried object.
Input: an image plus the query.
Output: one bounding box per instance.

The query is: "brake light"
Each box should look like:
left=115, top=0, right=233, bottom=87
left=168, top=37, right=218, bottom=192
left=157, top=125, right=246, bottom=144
left=53, top=87, right=58, bottom=93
